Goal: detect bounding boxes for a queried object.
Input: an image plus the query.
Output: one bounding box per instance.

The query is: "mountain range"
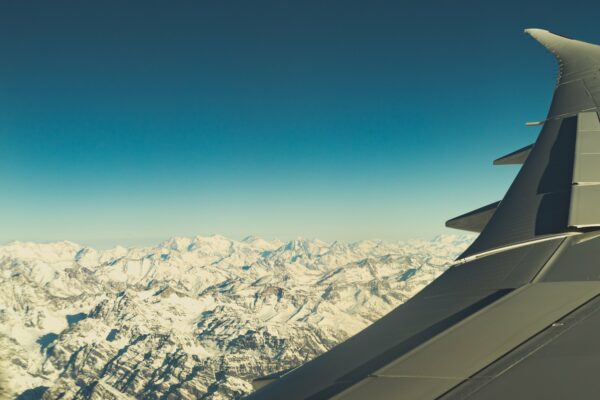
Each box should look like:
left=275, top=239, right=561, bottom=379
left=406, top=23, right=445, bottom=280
left=0, top=234, right=473, bottom=399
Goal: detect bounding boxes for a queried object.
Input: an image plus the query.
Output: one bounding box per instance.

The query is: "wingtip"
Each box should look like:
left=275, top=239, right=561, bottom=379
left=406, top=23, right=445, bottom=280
left=524, top=28, right=558, bottom=45
left=524, top=28, right=549, bottom=36
left=522, top=28, right=574, bottom=63
left=524, top=28, right=581, bottom=47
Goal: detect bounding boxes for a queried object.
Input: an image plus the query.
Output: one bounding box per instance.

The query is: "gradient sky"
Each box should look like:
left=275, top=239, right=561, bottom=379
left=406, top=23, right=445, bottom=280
left=1, top=0, right=600, bottom=248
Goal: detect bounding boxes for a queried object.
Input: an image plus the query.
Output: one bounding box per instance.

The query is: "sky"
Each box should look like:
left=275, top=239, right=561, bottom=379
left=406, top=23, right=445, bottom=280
left=1, top=0, right=600, bottom=248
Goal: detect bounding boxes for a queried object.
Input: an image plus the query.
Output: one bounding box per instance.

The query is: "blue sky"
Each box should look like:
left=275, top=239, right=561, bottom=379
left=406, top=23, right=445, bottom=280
left=1, top=0, right=599, bottom=247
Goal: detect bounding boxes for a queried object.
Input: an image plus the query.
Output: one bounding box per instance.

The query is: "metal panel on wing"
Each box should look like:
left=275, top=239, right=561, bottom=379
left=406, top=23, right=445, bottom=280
left=534, top=232, right=600, bottom=282
left=419, top=238, right=563, bottom=297
left=449, top=294, right=600, bottom=399
left=333, top=282, right=600, bottom=400
left=569, top=112, right=600, bottom=227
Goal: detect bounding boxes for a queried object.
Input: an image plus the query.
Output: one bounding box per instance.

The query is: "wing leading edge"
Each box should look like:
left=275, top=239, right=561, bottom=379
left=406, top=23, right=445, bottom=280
left=246, top=29, right=600, bottom=400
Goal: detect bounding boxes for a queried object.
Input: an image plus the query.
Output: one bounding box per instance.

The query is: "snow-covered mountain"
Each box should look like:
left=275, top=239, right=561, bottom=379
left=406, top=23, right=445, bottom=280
left=0, top=234, right=473, bottom=399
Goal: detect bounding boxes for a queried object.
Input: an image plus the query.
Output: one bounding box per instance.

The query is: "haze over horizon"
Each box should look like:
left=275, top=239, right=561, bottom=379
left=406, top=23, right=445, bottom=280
left=2, top=0, right=600, bottom=247
left=0, top=231, right=477, bottom=251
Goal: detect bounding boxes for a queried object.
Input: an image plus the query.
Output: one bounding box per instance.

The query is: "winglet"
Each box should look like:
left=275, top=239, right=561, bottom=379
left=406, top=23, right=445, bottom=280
left=524, top=28, right=600, bottom=81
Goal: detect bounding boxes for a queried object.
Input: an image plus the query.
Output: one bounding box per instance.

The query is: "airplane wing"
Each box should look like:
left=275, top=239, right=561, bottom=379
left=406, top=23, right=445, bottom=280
left=245, top=29, right=600, bottom=400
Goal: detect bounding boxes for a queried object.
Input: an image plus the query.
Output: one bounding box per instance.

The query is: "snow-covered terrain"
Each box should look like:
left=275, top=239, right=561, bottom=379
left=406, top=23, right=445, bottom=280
left=0, top=234, right=473, bottom=399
